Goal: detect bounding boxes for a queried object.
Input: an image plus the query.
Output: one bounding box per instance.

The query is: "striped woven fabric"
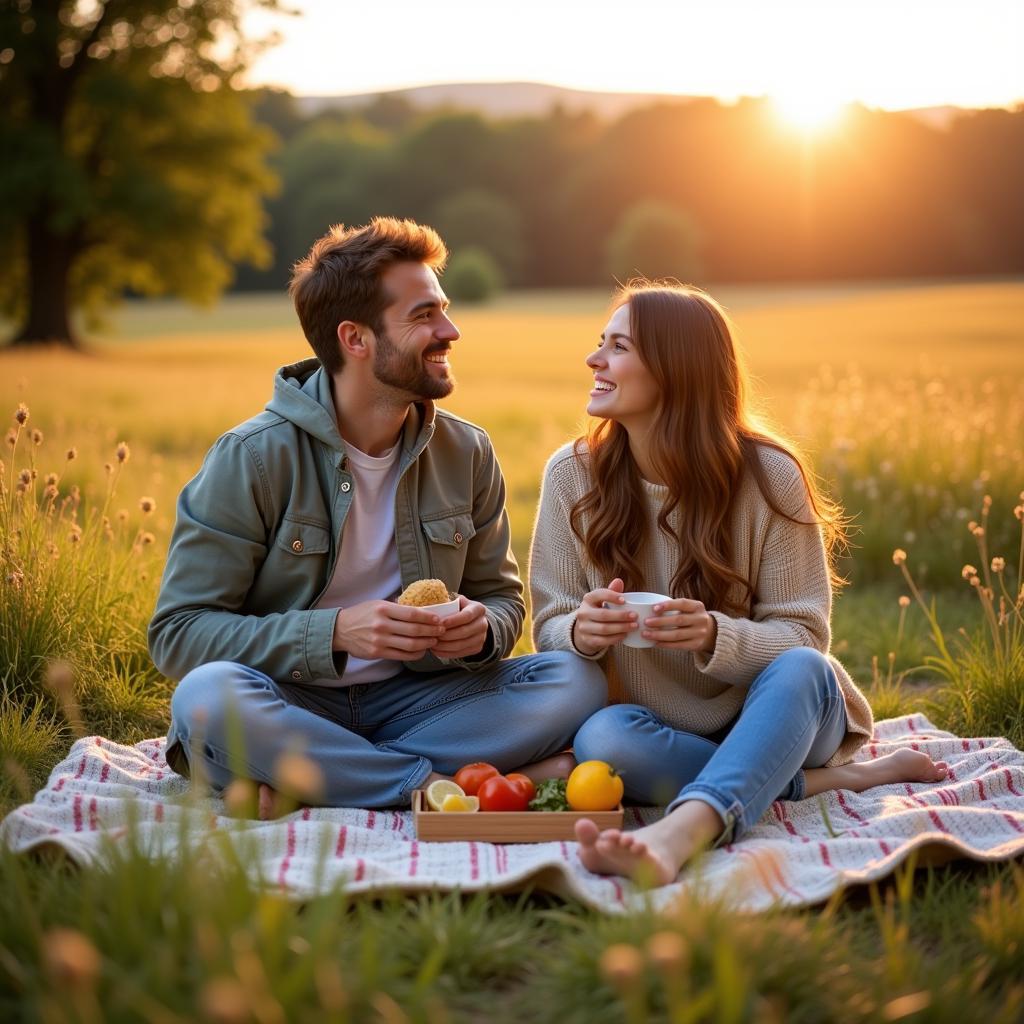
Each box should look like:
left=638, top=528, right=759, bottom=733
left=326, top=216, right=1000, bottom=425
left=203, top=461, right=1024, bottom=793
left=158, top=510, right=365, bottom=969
left=3, top=714, right=1022, bottom=913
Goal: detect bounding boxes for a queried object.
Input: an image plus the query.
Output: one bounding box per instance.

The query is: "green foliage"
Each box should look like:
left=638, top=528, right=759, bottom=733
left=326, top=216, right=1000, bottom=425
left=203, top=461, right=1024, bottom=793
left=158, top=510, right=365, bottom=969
left=605, top=200, right=703, bottom=283
left=433, top=188, right=527, bottom=283
left=443, top=247, right=504, bottom=303
left=0, top=0, right=282, bottom=342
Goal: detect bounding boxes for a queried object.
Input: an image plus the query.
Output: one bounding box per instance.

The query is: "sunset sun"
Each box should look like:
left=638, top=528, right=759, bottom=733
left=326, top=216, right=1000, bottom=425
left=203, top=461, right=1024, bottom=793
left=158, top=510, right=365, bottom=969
left=770, top=91, right=851, bottom=134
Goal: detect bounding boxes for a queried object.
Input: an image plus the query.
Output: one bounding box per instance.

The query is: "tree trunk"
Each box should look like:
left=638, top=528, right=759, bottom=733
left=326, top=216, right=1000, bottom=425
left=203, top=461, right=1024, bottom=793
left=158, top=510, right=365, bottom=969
left=10, top=213, right=80, bottom=349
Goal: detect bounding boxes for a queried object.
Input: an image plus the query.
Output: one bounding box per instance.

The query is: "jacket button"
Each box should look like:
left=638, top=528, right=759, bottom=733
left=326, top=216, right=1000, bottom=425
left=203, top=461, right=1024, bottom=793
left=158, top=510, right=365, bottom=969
left=291, top=670, right=302, bottom=680
left=341, top=481, right=352, bottom=493
left=453, top=532, right=463, bottom=544
left=291, top=539, right=304, bottom=553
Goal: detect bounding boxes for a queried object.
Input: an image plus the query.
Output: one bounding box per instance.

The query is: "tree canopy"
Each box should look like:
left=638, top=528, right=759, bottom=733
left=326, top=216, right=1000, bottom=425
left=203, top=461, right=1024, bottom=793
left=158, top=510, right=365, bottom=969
left=0, top=0, right=284, bottom=346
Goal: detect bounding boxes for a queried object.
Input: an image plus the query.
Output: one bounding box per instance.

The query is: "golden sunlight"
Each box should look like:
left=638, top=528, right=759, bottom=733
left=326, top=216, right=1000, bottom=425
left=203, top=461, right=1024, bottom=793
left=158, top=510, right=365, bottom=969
left=770, top=91, right=851, bottom=134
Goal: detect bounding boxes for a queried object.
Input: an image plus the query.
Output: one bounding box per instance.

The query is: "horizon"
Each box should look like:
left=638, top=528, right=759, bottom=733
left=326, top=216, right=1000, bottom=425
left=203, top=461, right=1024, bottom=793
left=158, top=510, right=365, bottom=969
left=240, top=0, right=1024, bottom=113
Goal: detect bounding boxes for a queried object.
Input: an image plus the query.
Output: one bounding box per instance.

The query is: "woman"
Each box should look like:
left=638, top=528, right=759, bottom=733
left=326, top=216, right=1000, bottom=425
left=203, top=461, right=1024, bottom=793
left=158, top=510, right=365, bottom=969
left=529, top=281, right=947, bottom=886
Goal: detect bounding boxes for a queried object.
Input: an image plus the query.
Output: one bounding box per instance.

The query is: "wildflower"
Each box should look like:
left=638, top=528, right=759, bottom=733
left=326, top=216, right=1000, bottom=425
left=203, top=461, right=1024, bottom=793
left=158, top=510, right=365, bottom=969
left=42, top=927, right=100, bottom=990
left=47, top=542, right=59, bottom=559
left=13, top=403, right=28, bottom=425
left=117, top=508, right=129, bottom=522
left=599, top=943, right=644, bottom=988
left=69, top=525, right=82, bottom=544
left=962, top=565, right=977, bottom=579
left=140, top=531, right=155, bottom=546
left=43, top=484, right=58, bottom=502
left=970, top=576, right=981, bottom=588
left=45, top=472, right=58, bottom=486
left=5, top=570, right=24, bottom=590
left=892, top=549, right=907, bottom=566
left=18, top=468, right=31, bottom=486
left=273, top=752, right=325, bottom=802
left=898, top=595, right=911, bottom=608
left=139, top=496, right=156, bottom=515
left=115, top=441, right=130, bottom=463
left=968, top=521, right=978, bottom=532
left=972, top=525, right=985, bottom=538
left=104, top=462, right=113, bottom=475
left=199, top=977, right=250, bottom=1024
left=4, top=429, right=16, bottom=447
left=646, top=930, right=687, bottom=971
left=982, top=494, right=992, bottom=510
left=66, top=447, right=77, bottom=461
left=31, top=428, right=43, bottom=445
left=45, top=661, right=75, bottom=698
left=991, top=557, right=1006, bottom=573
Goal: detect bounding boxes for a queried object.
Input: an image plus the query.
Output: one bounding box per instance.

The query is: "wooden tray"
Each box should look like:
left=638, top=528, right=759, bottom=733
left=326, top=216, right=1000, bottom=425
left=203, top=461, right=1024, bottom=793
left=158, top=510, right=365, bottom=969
left=412, top=790, right=624, bottom=843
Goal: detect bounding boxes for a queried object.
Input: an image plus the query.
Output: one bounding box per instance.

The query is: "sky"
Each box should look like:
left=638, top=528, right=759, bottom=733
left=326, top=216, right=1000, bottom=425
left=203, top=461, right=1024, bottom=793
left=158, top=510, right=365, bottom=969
left=241, top=0, right=1024, bottom=112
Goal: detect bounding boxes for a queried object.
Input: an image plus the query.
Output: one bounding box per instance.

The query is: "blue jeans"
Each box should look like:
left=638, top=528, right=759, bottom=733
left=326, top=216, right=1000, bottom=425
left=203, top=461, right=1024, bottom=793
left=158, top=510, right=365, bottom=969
left=573, top=647, right=847, bottom=841
left=166, top=651, right=607, bottom=808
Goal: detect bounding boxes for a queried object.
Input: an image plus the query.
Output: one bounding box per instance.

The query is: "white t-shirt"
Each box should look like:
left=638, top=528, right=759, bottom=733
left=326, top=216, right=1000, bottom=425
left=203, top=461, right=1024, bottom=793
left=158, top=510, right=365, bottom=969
left=313, top=440, right=404, bottom=687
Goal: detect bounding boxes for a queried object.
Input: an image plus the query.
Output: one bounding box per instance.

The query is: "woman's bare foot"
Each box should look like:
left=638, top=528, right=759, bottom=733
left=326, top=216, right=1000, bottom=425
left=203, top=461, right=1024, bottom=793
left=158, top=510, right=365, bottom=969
left=803, top=748, right=949, bottom=798
left=514, top=751, right=577, bottom=784
left=574, top=800, right=723, bottom=886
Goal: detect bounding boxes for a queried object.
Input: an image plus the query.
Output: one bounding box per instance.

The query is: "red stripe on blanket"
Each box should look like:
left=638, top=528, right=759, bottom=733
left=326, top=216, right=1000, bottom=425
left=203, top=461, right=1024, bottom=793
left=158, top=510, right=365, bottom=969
left=366, top=810, right=376, bottom=829
left=355, top=858, right=365, bottom=882
left=469, top=842, right=480, bottom=881
left=976, top=778, right=988, bottom=801
left=1004, top=769, right=1022, bottom=798
left=560, top=841, right=570, bottom=862
left=335, top=826, right=347, bottom=857
left=88, top=798, right=98, bottom=831
left=1003, top=814, right=1024, bottom=834
left=878, top=840, right=891, bottom=856
left=392, top=812, right=401, bottom=831
left=302, top=807, right=311, bottom=821
left=836, top=791, right=867, bottom=825
left=73, top=795, right=83, bottom=832
left=907, top=718, right=917, bottom=732
left=54, top=778, right=65, bottom=792
left=75, top=756, right=87, bottom=780
left=610, top=878, right=625, bottom=904
left=869, top=744, right=879, bottom=758
left=154, top=803, right=164, bottom=823
left=493, top=845, right=504, bottom=876
left=926, top=809, right=947, bottom=832
left=962, top=739, right=971, bottom=752
left=945, top=765, right=958, bottom=782
left=278, top=822, right=296, bottom=887
left=99, top=763, right=110, bottom=784
left=910, top=742, right=920, bottom=752
left=819, top=843, right=832, bottom=867
left=409, top=840, right=419, bottom=878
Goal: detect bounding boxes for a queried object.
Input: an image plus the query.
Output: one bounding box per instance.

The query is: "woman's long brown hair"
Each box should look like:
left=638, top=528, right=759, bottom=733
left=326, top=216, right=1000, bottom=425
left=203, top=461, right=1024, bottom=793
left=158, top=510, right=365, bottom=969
left=570, top=281, right=848, bottom=615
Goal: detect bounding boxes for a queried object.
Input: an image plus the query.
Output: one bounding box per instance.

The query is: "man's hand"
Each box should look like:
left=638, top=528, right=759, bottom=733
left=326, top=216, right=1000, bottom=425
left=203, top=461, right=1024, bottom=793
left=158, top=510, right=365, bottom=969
left=431, top=595, right=490, bottom=660
left=642, top=597, right=718, bottom=653
left=333, top=601, right=444, bottom=661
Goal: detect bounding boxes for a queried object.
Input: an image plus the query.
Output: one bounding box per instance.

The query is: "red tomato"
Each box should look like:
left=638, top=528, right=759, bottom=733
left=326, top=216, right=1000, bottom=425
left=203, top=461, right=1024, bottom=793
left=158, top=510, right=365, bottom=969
left=477, top=775, right=530, bottom=812
left=454, top=762, right=499, bottom=796
left=506, top=772, right=536, bottom=802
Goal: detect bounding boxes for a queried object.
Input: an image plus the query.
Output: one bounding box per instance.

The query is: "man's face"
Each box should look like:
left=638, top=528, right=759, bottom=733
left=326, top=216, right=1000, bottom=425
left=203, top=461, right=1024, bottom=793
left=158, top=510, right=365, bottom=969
left=371, top=262, right=460, bottom=401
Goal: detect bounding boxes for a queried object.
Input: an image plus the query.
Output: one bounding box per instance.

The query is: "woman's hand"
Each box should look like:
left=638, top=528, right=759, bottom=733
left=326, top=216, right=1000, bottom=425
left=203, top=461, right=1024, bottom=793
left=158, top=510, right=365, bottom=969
left=571, top=578, right=637, bottom=656
left=642, top=598, right=718, bottom=653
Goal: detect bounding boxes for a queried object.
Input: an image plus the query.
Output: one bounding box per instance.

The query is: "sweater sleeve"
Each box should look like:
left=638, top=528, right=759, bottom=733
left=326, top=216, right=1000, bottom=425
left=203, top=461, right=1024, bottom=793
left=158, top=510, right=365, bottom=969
left=529, top=451, right=605, bottom=661
left=693, top=457, right=833, bottom=687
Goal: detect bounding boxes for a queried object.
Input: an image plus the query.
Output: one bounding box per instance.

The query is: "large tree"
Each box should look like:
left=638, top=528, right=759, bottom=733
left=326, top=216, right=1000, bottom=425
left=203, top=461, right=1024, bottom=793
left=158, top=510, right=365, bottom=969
left=0, top=0, right=284, bottom=347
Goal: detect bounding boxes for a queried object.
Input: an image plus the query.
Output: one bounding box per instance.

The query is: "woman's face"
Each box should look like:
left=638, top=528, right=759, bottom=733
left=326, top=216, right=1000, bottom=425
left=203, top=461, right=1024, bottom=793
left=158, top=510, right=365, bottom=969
left=585, top=303, right=661, bottom=428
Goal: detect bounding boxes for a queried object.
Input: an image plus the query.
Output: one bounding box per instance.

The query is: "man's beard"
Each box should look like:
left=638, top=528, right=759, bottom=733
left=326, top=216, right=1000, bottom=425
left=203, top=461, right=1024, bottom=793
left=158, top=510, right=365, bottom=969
left=372, top=330, right=455, bottom=401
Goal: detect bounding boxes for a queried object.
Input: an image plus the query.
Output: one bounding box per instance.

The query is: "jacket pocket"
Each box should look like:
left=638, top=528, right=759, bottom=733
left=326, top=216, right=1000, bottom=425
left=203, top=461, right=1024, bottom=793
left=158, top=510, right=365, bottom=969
left=275, top=516, right=331, bottom=556
left=420, top=512, right=476, bottom=585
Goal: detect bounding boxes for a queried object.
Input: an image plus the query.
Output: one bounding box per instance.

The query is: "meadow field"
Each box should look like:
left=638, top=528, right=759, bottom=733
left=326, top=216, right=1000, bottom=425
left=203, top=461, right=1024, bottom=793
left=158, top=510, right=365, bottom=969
left=1, top=279, right=1023, bottom=1021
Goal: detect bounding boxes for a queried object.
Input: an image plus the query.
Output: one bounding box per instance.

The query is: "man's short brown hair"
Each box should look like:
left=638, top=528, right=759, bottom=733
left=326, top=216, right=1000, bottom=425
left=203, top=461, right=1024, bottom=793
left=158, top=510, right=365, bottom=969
left=289, top=217, right=448, bottom=374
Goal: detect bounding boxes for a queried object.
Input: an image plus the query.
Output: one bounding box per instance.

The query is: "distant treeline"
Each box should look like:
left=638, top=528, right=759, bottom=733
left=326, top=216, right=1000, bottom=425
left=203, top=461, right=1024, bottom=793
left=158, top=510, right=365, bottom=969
left=235, top=91, right=1024, bottom=291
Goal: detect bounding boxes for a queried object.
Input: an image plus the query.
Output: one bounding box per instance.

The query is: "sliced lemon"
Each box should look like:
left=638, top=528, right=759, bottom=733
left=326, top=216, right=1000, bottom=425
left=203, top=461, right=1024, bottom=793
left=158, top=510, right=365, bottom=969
left=440, top=794, right=480, bottom=813
left=425, top=779, right=465, bottom=811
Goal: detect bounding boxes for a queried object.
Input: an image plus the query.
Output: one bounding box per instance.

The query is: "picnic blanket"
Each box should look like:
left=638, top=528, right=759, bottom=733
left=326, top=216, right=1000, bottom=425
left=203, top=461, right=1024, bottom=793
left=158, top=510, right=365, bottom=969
left=3, top=713, right=1023, bottom=913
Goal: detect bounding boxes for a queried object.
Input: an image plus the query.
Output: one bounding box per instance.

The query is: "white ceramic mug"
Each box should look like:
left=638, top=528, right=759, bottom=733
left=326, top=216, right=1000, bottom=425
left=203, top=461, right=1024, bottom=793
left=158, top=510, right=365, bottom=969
left=619, top=591, right=678, bottom=648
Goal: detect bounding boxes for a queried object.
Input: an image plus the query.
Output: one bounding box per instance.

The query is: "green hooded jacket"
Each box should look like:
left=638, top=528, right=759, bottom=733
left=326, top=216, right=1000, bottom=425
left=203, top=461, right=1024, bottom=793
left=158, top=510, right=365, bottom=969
left=148, top=358, right=525, bottom=684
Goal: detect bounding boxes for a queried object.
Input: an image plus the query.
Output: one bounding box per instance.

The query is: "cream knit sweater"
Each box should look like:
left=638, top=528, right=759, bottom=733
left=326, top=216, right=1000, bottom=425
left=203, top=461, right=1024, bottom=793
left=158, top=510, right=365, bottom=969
left=529, top=441, right=873, bottom=767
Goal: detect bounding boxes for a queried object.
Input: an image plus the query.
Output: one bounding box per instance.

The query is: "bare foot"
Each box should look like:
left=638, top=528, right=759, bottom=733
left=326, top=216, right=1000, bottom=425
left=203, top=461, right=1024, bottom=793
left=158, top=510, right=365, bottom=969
left=574, top=800, right=723, bottom=886
left=514, top=751, right=577, bottom=784
left=256, top=782, right=309, bottom=820
left=803, top=748, right=948, bottom=799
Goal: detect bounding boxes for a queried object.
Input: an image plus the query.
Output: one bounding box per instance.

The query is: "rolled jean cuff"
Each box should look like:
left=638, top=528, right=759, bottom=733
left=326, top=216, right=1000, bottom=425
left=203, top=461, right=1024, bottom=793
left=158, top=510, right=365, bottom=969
left=397, top=755, right=434, bottom=804
left=667, top=784, right=745, bottom=846
left=785, top=768, right=807, bottom=802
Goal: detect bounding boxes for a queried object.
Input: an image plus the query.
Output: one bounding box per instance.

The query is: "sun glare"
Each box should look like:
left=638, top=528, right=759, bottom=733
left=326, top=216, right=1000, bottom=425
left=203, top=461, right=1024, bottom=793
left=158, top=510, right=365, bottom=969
left=770, top=92, right=851, bottom=134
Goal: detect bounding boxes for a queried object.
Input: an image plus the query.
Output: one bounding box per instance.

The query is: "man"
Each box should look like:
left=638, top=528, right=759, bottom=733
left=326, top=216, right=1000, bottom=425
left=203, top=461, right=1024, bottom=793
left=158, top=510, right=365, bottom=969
left=149, top=217, right=606, bottom=816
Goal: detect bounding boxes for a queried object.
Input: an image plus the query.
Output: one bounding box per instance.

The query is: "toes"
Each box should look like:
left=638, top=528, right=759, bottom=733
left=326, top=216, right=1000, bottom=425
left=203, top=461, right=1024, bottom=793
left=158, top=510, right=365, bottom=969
left=575, top=819, right=600, bottom=846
